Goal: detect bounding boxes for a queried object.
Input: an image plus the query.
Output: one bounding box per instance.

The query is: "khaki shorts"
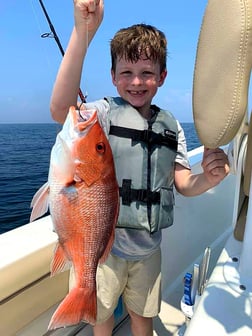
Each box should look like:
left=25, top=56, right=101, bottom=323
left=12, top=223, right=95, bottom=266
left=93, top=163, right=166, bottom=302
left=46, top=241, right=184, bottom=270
left=69, top=248, right=161, bottom=324
left=95, top=248, right=161, bottom=323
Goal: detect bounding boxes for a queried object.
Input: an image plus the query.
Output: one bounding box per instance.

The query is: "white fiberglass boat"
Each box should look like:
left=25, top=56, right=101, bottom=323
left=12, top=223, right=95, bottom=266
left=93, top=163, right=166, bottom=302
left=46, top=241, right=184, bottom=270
left=1, top=0, right=252, bottom=335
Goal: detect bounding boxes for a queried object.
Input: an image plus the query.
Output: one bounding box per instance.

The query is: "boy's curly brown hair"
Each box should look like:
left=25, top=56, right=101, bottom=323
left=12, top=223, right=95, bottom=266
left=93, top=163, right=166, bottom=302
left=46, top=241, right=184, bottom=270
left=110, top=23, right=167, bottom=73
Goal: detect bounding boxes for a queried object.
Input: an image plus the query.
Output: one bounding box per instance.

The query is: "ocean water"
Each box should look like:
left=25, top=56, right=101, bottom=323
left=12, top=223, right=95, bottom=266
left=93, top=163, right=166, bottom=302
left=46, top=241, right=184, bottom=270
left=0, top=122, right=200, bottom=234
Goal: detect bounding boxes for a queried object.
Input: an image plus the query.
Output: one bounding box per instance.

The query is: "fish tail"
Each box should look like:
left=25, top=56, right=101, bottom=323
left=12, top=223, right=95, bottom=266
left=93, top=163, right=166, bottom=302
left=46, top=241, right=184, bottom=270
left=48, top=286, right=96, bottom=330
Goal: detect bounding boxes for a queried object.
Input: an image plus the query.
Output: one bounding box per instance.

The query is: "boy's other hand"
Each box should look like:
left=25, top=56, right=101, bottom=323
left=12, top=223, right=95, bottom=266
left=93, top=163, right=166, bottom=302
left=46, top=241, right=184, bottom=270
left=201, top=147, right=230, bottom=186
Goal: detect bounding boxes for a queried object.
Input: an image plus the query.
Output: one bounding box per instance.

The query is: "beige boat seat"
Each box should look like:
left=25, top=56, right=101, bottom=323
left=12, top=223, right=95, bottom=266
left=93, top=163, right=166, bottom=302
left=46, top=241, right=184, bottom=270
left=192, top=0, right=252, bottom=240
left=193, top=0, right=252, bottom=148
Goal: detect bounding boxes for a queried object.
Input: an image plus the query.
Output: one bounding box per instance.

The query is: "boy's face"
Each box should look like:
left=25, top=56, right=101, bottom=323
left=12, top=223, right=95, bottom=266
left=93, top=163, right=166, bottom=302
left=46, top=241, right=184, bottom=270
left=111, top=56, right=167, bottom=116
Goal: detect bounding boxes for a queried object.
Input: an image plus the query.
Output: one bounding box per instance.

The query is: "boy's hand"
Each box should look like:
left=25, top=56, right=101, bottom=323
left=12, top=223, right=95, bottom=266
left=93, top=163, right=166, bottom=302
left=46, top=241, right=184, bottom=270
left=74, top=0, right=104, bottom=32
left=201, top=147, right=230, bottom=186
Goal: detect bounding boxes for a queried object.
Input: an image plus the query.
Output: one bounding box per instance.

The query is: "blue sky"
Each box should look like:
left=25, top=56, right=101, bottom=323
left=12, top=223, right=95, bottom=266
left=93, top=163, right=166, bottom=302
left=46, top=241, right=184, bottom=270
left=1, top=0, right=208, bottom=123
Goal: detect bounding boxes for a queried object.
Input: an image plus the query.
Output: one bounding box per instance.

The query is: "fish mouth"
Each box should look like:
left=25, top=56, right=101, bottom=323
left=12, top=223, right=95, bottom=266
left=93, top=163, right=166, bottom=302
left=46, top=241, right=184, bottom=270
left=78, top=109, right=95, bottom=123
left=69, top=106, right=98, bottom=135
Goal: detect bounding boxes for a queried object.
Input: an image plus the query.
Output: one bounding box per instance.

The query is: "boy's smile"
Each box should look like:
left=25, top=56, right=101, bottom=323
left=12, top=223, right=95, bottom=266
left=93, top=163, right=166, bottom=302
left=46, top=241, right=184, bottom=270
left=111, top=57, right=167, bottom=118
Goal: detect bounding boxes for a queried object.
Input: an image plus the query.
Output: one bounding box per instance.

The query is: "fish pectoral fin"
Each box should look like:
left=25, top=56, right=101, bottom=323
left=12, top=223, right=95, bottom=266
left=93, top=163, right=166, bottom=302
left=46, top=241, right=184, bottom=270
left=51, top=243, right=71, bottom=276
left=30, top=182, right=50, bottom=222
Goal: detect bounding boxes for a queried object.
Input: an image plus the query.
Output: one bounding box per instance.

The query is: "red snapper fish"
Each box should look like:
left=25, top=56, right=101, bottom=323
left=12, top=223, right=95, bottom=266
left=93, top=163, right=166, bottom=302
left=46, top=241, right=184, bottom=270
left=30, top=106, right=119, bottom=330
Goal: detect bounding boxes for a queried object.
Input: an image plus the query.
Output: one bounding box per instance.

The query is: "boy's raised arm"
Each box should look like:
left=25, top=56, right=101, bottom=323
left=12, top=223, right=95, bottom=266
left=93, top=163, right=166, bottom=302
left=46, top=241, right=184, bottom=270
left=50, top=0, right=104, bottom=124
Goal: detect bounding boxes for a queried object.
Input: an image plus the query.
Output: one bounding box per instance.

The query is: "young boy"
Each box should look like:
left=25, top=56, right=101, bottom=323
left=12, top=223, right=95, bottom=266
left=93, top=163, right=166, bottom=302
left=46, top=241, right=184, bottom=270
left=50, top=1, right=230, bottom=335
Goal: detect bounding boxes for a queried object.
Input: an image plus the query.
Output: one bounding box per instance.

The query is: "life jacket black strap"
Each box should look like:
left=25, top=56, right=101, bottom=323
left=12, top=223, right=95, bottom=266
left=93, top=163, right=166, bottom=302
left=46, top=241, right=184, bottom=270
left=109, top=125, right=177, bottom=150
left=119, top=179, right=160, bottom=206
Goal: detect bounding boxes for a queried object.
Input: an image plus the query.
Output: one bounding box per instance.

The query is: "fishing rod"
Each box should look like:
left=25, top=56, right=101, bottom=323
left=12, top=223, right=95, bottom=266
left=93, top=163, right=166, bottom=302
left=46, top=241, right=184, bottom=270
left=38, top=0, right=86, bottom=103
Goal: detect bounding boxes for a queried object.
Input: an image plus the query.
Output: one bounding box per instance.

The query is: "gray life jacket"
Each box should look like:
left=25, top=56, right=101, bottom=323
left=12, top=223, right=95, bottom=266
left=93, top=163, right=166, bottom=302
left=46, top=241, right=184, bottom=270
left=106, top=96, right=178, bottom=233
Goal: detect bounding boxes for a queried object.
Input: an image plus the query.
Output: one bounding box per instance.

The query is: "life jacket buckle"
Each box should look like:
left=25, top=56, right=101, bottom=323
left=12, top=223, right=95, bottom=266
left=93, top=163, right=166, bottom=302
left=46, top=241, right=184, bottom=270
left=136, top=189, right=147, bottom=202
left=121, top=179, right=132, bottom=205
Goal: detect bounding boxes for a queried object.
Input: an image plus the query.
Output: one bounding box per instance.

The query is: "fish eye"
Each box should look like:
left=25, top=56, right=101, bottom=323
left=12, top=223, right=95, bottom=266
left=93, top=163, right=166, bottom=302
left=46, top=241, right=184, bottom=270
left=96, top=142, right=105, bottom=154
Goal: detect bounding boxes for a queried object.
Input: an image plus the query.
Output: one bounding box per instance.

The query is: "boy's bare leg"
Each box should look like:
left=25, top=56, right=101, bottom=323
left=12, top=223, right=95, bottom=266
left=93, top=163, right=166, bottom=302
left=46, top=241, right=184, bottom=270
left=93, top=315, right=114, bottom=336
left=128, top=308, right=153, bottom=336
left=93, top=309, right=153, bottom=336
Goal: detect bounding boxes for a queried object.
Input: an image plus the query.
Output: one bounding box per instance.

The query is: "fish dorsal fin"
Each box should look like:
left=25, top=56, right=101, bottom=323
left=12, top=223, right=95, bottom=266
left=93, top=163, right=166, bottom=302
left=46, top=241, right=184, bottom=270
left=30, top=182, right=50, bottom=222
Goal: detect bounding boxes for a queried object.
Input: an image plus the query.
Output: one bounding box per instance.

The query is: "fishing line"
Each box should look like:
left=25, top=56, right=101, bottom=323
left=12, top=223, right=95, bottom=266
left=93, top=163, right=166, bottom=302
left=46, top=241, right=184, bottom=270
left=85, top=18, right=89, bottom=54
